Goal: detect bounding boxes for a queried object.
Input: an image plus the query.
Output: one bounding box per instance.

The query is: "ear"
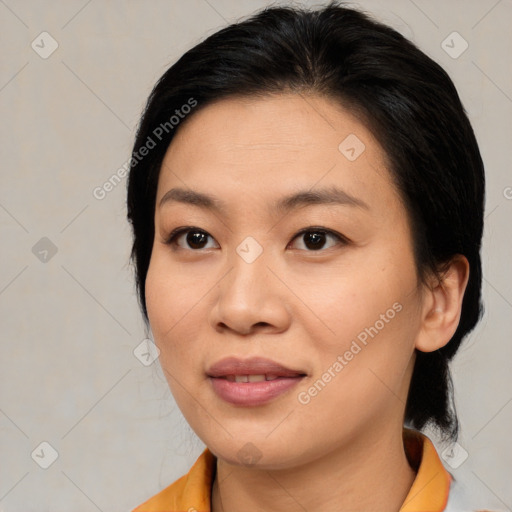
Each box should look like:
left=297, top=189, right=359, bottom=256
left=415, top=255, right=470, bottom=353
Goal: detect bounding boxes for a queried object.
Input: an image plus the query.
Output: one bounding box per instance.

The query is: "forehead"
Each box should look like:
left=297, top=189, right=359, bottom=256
left=156, top=93, right=400, bottom=215
left=165, top=93, right=382, bottom=159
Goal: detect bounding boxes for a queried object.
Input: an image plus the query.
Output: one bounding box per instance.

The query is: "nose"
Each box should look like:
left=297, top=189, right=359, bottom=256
left=209, top=248, right=292, bottom=336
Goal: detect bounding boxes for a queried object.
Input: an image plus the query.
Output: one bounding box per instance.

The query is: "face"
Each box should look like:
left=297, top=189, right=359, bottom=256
left=145, top=93, right=426, bottom=469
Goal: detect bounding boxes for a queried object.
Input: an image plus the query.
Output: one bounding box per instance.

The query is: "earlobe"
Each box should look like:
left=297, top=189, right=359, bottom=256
left=415, top=255, right=470, bottom=353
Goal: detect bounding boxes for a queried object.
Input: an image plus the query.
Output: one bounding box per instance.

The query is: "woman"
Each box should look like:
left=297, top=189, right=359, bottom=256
left=127, top=2, right=492, bottom=510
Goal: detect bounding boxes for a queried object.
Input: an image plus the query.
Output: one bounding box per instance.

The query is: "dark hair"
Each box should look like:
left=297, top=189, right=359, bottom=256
left=127, top=1, right=485, bottom=441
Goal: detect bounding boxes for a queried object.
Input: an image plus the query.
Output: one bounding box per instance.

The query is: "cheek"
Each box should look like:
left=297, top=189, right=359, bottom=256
left=145, top=249, right=202, bottom=332
left=145, top=250, right=215, bottom=381
left=145, top=255, right=188, bottom=362
left=305, top=248, right=418, bottom=345
left=304, top=250, right=421, bottom=404
left=145, top=255, right=173, bottom=337
left=298, top=292, right=418, bottom=429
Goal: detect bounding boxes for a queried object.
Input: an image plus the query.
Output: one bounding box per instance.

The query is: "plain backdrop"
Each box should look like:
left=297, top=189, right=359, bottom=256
left=1, top=1, right=511, bottom=511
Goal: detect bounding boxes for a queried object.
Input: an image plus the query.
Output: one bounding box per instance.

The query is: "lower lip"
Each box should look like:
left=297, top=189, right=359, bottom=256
left=209, top=376, right=304, bottom=406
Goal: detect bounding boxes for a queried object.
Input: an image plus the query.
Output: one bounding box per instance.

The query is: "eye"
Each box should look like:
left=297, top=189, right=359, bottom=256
left=164, top=226, right=349, bottom=252
left=288, top=227, right=348, bottom=251
left=164, top=227, right=218, bottom=250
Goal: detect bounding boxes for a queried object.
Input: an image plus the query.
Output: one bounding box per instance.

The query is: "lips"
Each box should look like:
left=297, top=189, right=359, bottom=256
left=207, top=356, right=307, bottom=407
left=206, top=356, right=306, bottom=379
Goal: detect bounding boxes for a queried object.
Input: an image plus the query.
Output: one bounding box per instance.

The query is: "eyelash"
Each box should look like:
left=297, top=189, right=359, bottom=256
left=163, top=226, right=350, bottom=252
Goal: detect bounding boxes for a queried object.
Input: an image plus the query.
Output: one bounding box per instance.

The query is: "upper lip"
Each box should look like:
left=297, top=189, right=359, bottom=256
left=207, top=356, right=306, bottom=378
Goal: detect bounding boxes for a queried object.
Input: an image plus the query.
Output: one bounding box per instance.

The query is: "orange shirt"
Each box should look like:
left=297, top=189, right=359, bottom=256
left=132, top=428, right=454, bottom=512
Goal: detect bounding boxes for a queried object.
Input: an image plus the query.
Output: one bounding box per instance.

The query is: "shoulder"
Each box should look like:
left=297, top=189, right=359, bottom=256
left=131, top=448, right=216, bottom=512
left=444, top=472, right=504, bottom=512
left=131, top=473, right=188, bottom=512
left=402, top=428, right=503, bottom=512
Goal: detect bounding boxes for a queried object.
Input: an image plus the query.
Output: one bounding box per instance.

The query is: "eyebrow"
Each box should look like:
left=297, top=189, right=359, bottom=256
left=158, top=186, right=369, bottom=215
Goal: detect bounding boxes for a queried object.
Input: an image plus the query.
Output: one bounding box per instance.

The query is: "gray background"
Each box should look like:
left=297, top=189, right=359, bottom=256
left=1, top=0, right=511, bottom=510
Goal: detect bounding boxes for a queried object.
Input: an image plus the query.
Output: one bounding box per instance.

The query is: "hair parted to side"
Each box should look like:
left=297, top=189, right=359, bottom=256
left=126, top=1, right=485, bottom=442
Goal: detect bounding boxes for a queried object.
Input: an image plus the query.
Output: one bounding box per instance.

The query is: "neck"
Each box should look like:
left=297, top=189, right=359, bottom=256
left=211, top=423, right=416, bottom=512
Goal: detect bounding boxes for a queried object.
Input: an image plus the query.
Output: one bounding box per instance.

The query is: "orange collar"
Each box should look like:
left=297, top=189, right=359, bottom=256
left=400, top=428, right=452, bottom=511
left=133, top=428, right=452, bottom=512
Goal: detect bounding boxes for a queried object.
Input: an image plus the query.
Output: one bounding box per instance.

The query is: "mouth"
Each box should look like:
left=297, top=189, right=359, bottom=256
left=207, top=356, right=307, bottom=406
left=220, top=374, right=302, bottom=382
left=206, top=355, right=307, bottom=379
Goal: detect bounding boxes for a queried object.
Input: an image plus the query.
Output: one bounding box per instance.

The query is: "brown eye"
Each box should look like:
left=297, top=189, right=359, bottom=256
left=289, top=228, right=348, bottom=251
left=165, top=227, right=218, bottom=250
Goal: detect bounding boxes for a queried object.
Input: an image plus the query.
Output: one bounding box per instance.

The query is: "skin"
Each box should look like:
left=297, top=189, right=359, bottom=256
left=145, top=93, right=469, bottom=512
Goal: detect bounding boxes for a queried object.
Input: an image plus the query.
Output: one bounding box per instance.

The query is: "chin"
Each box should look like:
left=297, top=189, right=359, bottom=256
left=205, top=435, right=314, bottom=471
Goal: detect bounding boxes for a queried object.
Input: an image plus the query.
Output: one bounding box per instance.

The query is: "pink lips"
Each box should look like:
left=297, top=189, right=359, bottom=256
left=207, top=356, right=306, bottom=407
